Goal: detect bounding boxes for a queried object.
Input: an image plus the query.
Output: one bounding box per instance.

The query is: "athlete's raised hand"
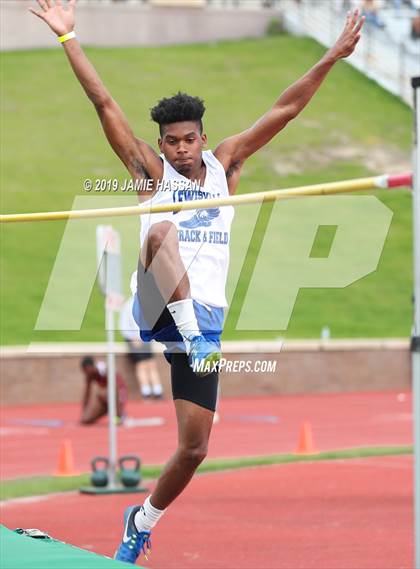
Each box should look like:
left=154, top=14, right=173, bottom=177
left=29, top=0, right=76, bottom=37
left=329, top=9, right=365, bottom=60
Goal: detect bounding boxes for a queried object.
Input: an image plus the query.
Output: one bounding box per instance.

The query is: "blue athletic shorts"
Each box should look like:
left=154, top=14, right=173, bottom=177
left=131, top=268, right=224, bottom=411
left=132, top=268, right=225, bottom=364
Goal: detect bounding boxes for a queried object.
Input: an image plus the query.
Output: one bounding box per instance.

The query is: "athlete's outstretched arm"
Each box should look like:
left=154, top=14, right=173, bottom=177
left=29, top=0, right=161, bottom=181
left=215, top=10, right=364, bottom=182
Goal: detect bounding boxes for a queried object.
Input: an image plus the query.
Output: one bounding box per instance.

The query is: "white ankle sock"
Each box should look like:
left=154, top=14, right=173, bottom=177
left=167, top=299, right=199, bottom=342
left=134, top=496, right=166, bottom=532
left=141, top=385, right=152, bottom=398
left=152, top=384, right=163, bottom=396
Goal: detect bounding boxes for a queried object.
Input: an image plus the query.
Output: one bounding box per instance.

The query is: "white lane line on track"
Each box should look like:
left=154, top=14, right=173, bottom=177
left=0, top=427, right=50, bottom=436
left=0, top=491, right=77, bottom=508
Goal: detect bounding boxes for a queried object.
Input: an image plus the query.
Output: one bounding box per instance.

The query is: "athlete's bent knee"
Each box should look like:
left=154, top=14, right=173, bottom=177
left=178, top=445, right=208, bottom=468
left=147, top=222, right=177, bottom=254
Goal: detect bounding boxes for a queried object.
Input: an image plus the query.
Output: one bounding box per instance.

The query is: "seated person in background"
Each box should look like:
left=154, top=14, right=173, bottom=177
left=80, top=356, right=127, bottom=425
left=119, top=299, right=164, bottom=400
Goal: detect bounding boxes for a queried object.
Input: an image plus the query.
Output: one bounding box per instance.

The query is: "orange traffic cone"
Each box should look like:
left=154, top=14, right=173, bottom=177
left=294, top=421, right=318, bottom=455
left=55, top=439, right=79, bottom=476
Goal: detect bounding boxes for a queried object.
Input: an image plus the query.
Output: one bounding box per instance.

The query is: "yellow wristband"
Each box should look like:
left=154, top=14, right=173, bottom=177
left=58, top=31, right=76, bottom=44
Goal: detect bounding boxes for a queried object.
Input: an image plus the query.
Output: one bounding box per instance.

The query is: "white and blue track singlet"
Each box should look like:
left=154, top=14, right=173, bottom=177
left=131, top=150, right=235, bottom=308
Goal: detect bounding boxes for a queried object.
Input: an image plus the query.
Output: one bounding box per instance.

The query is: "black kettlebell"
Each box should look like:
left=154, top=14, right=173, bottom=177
left=91, top=456, right=109, bottom=487
left=119, top=455, right=141, bottom=488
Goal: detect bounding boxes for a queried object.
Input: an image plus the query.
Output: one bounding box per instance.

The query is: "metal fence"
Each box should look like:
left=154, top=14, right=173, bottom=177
left=206, top=0, right=420, bottom=105
left=281, top=0, right=420, bottom=106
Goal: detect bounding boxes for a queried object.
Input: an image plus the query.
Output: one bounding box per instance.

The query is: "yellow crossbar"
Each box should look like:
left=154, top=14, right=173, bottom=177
left=0, top=174, right=410, bottom=224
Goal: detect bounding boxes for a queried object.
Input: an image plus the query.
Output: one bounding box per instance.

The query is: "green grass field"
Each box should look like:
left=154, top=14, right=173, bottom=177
left=0, top=36, right=413, bottom=345
left=0, top=445, right=412, bottom=501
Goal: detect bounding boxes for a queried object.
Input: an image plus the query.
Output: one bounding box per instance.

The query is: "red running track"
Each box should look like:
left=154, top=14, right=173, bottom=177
left=1, top=456, right=413, bottom=568
left=0, top=391, right=412, bottom=479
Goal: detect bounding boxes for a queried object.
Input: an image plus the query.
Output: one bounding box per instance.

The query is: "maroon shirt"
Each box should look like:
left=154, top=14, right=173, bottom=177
left=85, top=365, right=128, bottom=409
left=88, top=369, right=125, bottom=391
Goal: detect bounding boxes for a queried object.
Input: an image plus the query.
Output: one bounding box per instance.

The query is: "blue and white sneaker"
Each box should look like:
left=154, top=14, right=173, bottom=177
left=188, top=335, right=221, bottom=377
left=115, top=505, right=152, bottom=564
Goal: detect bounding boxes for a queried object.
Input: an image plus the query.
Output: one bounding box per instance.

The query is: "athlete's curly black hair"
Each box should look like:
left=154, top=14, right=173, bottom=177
left=150, top=92, right=206, bottom=136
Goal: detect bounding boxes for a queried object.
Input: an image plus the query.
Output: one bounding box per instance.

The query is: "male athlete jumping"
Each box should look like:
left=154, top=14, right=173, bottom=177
left=30, top=0, right=364, bottom=563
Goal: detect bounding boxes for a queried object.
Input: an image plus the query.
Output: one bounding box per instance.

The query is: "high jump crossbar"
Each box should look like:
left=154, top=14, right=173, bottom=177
left=0, top=172, right=412, bottom=224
